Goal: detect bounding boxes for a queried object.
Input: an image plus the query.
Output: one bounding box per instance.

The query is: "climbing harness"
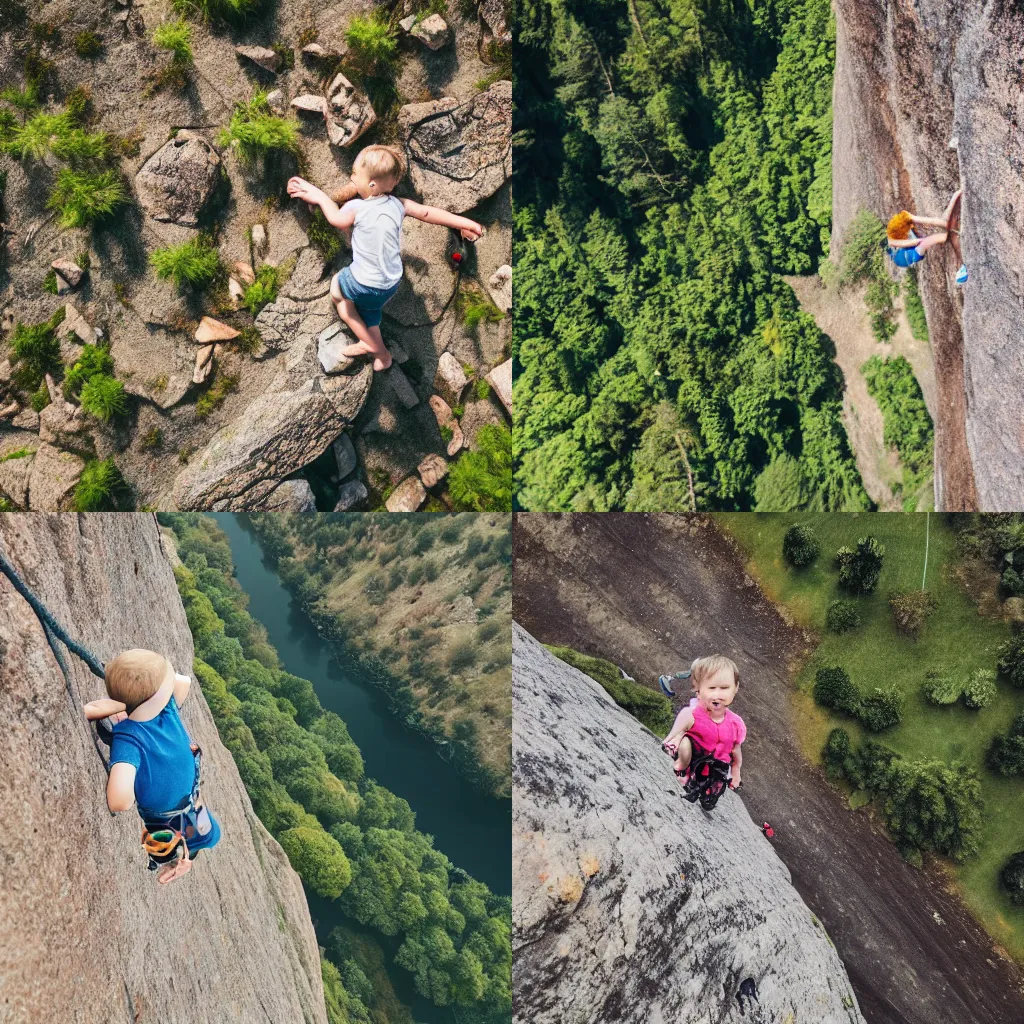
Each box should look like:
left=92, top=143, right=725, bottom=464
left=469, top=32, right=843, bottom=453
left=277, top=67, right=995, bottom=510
left=139, top=742, right=211, bottom=871
left=680, top=746, right=733, bottom=811
left=0, top=546, right=110, bottom=773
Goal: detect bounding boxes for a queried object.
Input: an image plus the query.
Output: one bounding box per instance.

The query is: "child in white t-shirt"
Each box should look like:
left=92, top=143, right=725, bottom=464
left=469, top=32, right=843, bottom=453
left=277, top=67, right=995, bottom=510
left=287, top=145, right=484, bottom=371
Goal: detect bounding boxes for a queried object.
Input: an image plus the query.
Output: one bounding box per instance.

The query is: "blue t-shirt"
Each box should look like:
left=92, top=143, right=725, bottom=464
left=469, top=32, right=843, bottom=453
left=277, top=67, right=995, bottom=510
left=110, top=697, right=221, bottom=852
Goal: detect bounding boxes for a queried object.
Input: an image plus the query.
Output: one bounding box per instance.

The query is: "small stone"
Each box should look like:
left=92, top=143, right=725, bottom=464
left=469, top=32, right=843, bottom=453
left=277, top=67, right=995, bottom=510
left=265, top=89, right=286, bottom=112
left=193, top=344, right=215, bottom=384
left=318, top=329, right=356, bottom=374
left=234, top=261, right=256, bottom=285
left=386, top=475, right=426, bottom=512
left=135, top=134, right=221, bottom=226
left=291, top=94, right=327, bottom=115
left=51, top=258, right=84, bottom=288
left=235, top=45, right=281, bottom=73
left=0, top=401, right=17, bottom=419
left=418, top=453, right=448, bottom=489
left=333, top=478, right=368, bottom=511
left=58, top=302, right=93, bottom=344
left=53, top=272, right=73, bottom=296
left=250, top=223, right=268, bottom=258
left=388, top=365, right=419, bottom=409
left=195, top=316, right=240, bottom=343
left=12, top=407, right=39, bottom=431
left=434, top=351, right=468, bottom=405
left=398, top=14, right=417, bottom=32
left=428, top=394, right=465, bottom=456
left=409, top=13, right=452, bottom=50
left=332, top=433, right=357, bottom=479
left=228, top=277, right=245, bottom=306
left=28, top=444, right=85, bottom=511
left=485, top=358, right=512, bottom=415
left=213, top=343, right=225, bottom=358
left=302, top=42, right=328, bottom=57
left=487, top=264, right=512, bottom=314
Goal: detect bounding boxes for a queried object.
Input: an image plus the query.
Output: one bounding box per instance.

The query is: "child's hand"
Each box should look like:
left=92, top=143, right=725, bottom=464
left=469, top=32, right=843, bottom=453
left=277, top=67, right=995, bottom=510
left=287, top=177, right=322, bottom=204
left=460, top=221, right=484, bottom=242
left=730, top=772, right=742, bottom=790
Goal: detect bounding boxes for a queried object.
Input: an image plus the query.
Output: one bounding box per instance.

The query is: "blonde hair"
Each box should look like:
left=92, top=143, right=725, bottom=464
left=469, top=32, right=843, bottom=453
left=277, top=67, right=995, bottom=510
left=354, top=144, right=407, bottom=188
left=887, top=210, right=913, bottom=240
left=105, top=649, right=173, bottom=712
left=690, top=655, right=739, bottom=689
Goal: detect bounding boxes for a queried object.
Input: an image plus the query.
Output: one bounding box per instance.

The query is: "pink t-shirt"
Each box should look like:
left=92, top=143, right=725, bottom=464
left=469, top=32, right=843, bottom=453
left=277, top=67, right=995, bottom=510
left=686, top=703, right=746, bottom=761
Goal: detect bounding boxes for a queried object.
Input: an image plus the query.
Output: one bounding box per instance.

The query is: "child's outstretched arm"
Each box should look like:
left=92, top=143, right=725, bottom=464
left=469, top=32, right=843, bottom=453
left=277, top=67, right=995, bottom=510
left=730, top=742, right=743, bottom=789
left=83, top=698, right=126, bottom=721
left=107, top=763, right=136, bottom=813
left=400, top=199, right=484, bottom=240
left=286, top=177, right=357, bottom=233
left=887, top=236, right=920, bottom=249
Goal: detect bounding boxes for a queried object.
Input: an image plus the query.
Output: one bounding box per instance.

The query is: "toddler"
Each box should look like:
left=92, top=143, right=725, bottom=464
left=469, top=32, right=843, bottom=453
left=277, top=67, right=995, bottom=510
left=887, top=188, right=967, bottom=284
left=83, top=649, right=220, bottom=884
left=287, top=145, right=484, bottom=371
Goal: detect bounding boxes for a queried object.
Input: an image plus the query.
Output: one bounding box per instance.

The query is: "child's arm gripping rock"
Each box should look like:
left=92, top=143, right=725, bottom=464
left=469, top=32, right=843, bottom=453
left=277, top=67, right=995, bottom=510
left=400, top=198, right=484, bottom=240
left=286, top=177, right=357, bottom=233
left=730, top=742, right=743, bottom=789
left=82, top=698, right=127, bottom=721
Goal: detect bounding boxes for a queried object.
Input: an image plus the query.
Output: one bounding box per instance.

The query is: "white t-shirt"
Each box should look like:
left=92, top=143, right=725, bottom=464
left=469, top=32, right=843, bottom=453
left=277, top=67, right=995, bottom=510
left=342, top=195, right=406, bottom=289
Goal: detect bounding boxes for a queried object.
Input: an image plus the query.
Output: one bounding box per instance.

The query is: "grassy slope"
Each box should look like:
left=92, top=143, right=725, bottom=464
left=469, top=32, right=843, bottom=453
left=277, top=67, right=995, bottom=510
left=716, top=512, right=1024, bottom=961
left=281, top=516, right=511, bottom=798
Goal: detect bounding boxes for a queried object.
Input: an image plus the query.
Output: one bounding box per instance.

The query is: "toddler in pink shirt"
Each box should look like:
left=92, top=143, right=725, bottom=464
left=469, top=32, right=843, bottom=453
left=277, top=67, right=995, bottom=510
left=662, top=655, right=746, bottom=789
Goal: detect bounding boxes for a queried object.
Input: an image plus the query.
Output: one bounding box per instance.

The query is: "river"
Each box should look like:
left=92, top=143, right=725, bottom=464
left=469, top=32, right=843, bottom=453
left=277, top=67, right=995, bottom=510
left=214, top=514, right=511, bottom=1023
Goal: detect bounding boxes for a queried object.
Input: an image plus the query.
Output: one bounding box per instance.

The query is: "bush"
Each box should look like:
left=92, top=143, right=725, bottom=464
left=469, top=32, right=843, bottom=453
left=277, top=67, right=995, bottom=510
left=825, top=599, right=860, bottom=634
left=813, top=666, right=861, bottom=716
left=822, top=727, right=852, bottom=780
left=782, top=524, right=819, bottom=568
left=844, top=739, right=901, bottom=792
left=961, top=668, right=997, bottom=710
left=150, top=237, right=221, bottom=290
left=448, top=424, right=511, bottom=512
left=888, top=589, right=937, bottom=639
left=64, top=343, right=114, bottom=397
left=448, top=641, right=477, bottom=673
left=863, top=356, right=933, bottom=480
left=988, top=716, right=1024, bottom=776
left=856, top=685, right=905, bottom=732
left=153, top=19, right=193, bottom=64
left=278, top=827, right=352, bottom=898
left=242, top=263, right=282, bottom=313
left=344, top=13, right=398, bottom=75
left=47, top=169, right=127, bottom=228
left=218, top=92, right=299, bottom=164
left=836, top=536, right=885, bottom=595
left=9, top=314, right=62, bottom=391
left=922, top=670, right=961, bottom=706
left=79, top=374, right=127, bottom=421
left=73, top=458, right=126, bottom=511
left=74, top=30, right=104, bottom=58
left=997, top=631, right=1024, bottom=688
left=1001, top=852, right=1024, bottom=906
left=903, top=267, right=928, bottom=342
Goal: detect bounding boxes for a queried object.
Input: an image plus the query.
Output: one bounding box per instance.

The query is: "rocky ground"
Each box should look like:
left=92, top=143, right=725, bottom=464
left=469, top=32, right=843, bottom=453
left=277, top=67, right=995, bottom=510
left=0, top=0, right=511, bottom=510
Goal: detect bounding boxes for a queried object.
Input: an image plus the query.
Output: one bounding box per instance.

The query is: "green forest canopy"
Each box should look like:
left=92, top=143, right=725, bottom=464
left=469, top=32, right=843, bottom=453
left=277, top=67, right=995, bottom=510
left=514, top=0, right=870, bottom=511
left=159, top=514, right=511, bottom=1024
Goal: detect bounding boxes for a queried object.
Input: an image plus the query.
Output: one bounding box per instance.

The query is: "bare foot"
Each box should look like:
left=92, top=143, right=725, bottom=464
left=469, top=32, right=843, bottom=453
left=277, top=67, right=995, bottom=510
left=372, top=356, right=392, bottom=371
left=341, top=341, right=375, bottom=358
left=157, top=856, right=193, bottom=885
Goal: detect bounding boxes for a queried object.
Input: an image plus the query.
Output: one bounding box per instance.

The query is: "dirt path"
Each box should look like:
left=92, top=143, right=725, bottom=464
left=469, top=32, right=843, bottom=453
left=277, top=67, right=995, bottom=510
left=785, top=275, right=936, bottom=511
left=513, top=512, right=1024, bottom=1024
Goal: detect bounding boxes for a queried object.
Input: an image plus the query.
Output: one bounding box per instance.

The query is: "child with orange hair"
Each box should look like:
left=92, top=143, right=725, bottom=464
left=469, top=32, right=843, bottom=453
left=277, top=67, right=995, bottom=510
left=887, top=188, right=966, bottom=284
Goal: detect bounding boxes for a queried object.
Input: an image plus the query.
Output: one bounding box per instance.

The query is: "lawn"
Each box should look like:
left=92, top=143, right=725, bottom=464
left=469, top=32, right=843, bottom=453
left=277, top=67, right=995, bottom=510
left=716, top=512, right=1024, bottom=961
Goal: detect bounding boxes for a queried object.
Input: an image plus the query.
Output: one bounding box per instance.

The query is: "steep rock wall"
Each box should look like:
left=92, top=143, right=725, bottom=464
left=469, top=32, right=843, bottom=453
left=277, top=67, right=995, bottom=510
left=0, top=514, right=326, bottom=1024
left=831, top=0, right=1024, bottom=510
left=512, top=623, right=864, bottom=1024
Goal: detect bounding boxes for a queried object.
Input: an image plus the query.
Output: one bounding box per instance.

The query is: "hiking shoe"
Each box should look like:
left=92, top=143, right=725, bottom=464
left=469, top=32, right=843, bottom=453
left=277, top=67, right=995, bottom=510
left=658, top=674, right=676, bottom=696
left=956, top=264, right=968, bottom=285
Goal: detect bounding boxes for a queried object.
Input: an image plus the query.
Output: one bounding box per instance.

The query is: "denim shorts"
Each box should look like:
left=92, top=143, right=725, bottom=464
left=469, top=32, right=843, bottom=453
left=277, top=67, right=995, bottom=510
left=335, top=266, right=400, bottom=327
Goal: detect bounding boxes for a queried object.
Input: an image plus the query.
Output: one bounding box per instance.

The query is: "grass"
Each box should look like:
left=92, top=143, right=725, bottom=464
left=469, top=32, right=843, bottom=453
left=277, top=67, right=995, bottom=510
left=73, top=458, right=127, bottom=510
left=150, top=237, right=221, bottom=290
left=307, top=207, right=342, bottom=262
left=9, top=313, right=63, bottom=391
left=152, top=19, right=193, bottom=64
left=79, top=375, right=127, bottom=421
left=0, top=447, right=32, bottom=462
left=242, top=263, right=283, bottom=314
left=344, top=13, right=398, bottom=76
left=42, top=269, right=59, bottom=294
left=904, top=267, right=929, bottom=343
left=73, top=31, right=104, bottom=58
left=218, top=91, right=299, bottom=165
left=476, top=40, right=511, bottom=91
left=838, top=208, right=899, bottom=344
left=140, top=427, right=163, bottom=451
left=64, top=343, right=114, bottom=397
left=48, top=169, right=127, bottom=228
left=195, top=373, right=240, bottom=417
left=0, top=81, right=40, bottom=112
left=234, top=325, right=263, bottom=355
left=715, top=512, right=1024, bottom=961
left=462, top=292, right=505, bottom=329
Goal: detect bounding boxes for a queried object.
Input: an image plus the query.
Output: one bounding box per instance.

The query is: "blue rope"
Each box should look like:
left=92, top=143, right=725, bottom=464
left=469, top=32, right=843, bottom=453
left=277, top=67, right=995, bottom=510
left=0, top=547, right=111, bottom=773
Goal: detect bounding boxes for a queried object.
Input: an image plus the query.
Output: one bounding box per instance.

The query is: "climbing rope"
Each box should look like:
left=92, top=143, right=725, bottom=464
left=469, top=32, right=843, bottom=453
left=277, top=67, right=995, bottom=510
left=0, top=545, right=111, bottom=774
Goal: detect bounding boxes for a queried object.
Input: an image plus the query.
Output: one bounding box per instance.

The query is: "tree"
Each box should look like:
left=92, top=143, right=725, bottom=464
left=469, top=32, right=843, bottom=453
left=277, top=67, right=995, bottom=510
left=961, top=669, right=997, bottom=710
left=856, top=685, right=905, bottom=732
left=1001, top=852, right=1024, bottom=906
left=279, top=827, right=352, bottom=898
left=988, top=735, right=1024, bottom=777
left=922, top=670, right=962, bottom=706
left=836, top=536, right=884, bottom=594
left=782, top=524, right=820, bottom=567
left=813, top=666, right=860, bottom=715
left=825, top=599, right=860, bottom=633
left=888, top=590, right=937, bottom=639
left=755, top=455, right=810, bottom=511
left=997, top=631, right=1024, bottom=688
left=822, top=727, right=852, bottom=780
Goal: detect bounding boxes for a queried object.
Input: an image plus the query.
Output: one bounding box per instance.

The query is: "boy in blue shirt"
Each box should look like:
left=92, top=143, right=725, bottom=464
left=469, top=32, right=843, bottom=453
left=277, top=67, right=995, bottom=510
left=83, top=649, right=220, bottom=885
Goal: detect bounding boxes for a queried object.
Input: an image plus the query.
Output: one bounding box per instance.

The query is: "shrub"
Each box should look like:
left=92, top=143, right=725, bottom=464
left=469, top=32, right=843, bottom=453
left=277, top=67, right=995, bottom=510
left=448, top=424, right=511, bottom=512
left=9, top=313, right=62, bottom=391
left=278, top=827, right=352, bottom=898
left=79, top=374, right=127, bottom=421
left=903, top=267, right=928, bottom=342
left=448, top=641, right=477, bottom=673
left=888, top=589, right=937, bottom=639
left=241, top=263, right=282, bottom=313
left=822, top=727, right=852, bottom=780
left=64, top=343, right=115, bottom=397
left=782, top=524, right=820, bottom=567
left=836, top=536, right=885, bottom=595
left=813, top=666, right=861, bottom=716
left=825, top=599, right=860, bottom=633
left=844, top=739, right=901, bottom=793
left=988, top=735, right=1024, bottom=777
left=1001, top=852, right=1024, bottom=906
left=218, top=92, right=299, bottom=164
left=150, top=238, right=221, bottom=290
left=48, top=169, right=126, bottom=228
left=74, top=458, right=126, bottom=511
left=997, top=631, right=1024, bottom=688
left=961, top=668, right=997, bottom=710
left=74, top=30, right=104, bottom=58
left=922, top=670, right=962, bottom=706
left=863, top=356, right=933, bottom=479
left=838, top=209, right=898, bottom=343
left=344, top=13, right=398, bottom=75
left=856, top=685, right=905, bottom=732
left=152, top=19, right=193, bottom=64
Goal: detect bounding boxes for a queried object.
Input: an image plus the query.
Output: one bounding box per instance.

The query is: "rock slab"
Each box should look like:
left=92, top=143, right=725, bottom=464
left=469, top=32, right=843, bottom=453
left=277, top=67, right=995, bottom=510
left=386, top=475, right=426, bottom=512
left=135, top=133, right=221, bottom=226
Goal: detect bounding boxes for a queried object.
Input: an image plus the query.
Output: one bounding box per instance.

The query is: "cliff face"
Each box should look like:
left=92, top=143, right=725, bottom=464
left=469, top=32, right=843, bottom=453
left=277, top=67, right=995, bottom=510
left=512, top=623, right=864, bottom=1024
left=831, top=0, right=1024, bottom=510
left=0, top=514, right=326, bottom=1024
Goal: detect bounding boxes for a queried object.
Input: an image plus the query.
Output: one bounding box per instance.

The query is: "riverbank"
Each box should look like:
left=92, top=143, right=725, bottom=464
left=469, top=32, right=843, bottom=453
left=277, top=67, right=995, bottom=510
left=246, top=513, right=512, bottom=799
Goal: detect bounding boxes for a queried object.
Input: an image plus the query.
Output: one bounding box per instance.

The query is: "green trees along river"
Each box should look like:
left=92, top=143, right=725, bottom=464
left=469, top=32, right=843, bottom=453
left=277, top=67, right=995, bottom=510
left=514, top=0, right=870, bottom=511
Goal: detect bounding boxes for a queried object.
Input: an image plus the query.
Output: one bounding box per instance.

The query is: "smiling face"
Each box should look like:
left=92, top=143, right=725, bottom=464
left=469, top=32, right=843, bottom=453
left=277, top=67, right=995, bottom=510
left=697, top=666, right=738, bottom=715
